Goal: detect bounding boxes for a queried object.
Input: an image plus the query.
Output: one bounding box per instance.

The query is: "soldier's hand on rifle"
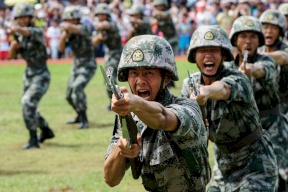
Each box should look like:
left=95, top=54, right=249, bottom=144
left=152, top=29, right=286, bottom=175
left=239, top=63, right=254, bottom=78
left=111, top=86, right=137, bottom=116
left=190, top=85, right=209, bottom=106
left=117, top=136, right=142, bottom=159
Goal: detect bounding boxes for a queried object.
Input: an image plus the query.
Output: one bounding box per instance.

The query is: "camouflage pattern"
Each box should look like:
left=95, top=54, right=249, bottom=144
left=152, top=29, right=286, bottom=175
left=278, top=3, right=288, bottom=16
left=230, top=16, right=265, bottom=47
left=187, top=25, right=234, bottom=63
left=180, top=67, right=278, bottom=191
left=13, top=2, right=34, bottom=19
left=106, top=92, right=211, bottom=191
left=18, top=26, right=51, bottom=132
left=260, top=10, right=287, bottom=37
left=62, top=6, right=81, bottom=20
left=153, top=0, right=169, bottom=7
left=224, top=53, right=288, bottom=183
left=94, top=3, right=111, bottom=16
left=65, top=24, right=96, bottom=113
left=118, top=35, right=178, bottom=82
left=153, top=10, right=178, bottom=55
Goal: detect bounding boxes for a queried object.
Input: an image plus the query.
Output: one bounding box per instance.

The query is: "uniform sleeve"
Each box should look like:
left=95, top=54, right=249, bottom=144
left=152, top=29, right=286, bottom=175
left=28, top=27, right=45, bottom=44
left=180, top=77, right=190, bottom=98
left=167, top=97, right=204, bottom=139
left=221, top=71, right=254, bottom=104
left=79, top=24, right=92, bottom=40
left=256, top=55, right=277, bottom=86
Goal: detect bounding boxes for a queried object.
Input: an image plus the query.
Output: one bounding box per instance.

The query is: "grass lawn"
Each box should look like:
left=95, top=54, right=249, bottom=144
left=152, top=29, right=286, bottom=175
left=0, top=58, right=214, bottom=192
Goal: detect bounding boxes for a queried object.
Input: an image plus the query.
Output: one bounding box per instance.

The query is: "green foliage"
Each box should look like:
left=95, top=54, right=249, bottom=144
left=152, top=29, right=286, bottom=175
left=0, top=60, right=213, bottom=192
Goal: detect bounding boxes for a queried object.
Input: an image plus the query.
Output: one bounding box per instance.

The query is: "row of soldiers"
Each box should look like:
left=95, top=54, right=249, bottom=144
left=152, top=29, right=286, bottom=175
left=6, top=0, right=177, bottom=150
left=5, top=0, right=288, bottom=191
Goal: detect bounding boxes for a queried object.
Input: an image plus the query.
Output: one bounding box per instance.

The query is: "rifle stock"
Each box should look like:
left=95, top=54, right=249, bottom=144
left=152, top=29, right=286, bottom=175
left=100, top=65, right=142, bottom=179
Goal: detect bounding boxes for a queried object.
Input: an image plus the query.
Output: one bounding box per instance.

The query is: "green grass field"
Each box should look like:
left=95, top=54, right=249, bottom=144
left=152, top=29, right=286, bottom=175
left=0, top=59, right=213, bottom=192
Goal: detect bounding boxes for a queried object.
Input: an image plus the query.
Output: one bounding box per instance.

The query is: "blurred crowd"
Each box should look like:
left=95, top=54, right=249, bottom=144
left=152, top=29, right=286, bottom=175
left=0, top=0, right=287, bottom=60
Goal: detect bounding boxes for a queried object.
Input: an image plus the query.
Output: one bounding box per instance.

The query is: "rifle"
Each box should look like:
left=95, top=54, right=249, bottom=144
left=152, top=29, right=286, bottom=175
left=243, top=50, right=248, bottom=70
left=187, top=70, right=199, bottom=97
left=4, top=21, right=19, bottom=43
left=100, top=65, right=142, bottom=180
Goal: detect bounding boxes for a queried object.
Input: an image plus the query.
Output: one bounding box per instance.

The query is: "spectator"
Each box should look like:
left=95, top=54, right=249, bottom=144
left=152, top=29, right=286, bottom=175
left=46, top=19, right=61, bottom=59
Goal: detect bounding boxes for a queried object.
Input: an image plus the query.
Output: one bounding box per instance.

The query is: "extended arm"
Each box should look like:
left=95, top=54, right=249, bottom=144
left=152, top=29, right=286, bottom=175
left=112, top=87, right=178, bottom=131
left=191, top=81, right=231, bottom=105
left=262, top=50, right=288, bottom=66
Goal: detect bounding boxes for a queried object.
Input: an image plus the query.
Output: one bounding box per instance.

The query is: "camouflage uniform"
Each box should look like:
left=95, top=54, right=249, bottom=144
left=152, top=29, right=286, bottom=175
left=93, top=3, right=122, bottom=101
left=181, top=25, right=278, bottom=191
left=259, top=10, right=288, bottom=118
left=278, top=3, right=288, bottom=44
left=127, top=4, right=152, bottom=38
left=226, top=16, right=288, bottom=188
left=62, top=6, right=96, bottom=128
left=12, top=3, right=55, bottom=149
left=105, top=35, right=211, bottom=191
left=152, top=0, right=178, bottom=55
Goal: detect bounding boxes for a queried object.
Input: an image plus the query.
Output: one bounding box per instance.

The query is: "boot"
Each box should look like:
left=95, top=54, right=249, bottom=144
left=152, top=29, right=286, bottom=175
left=66, top=115, right=80, bottom=124
left=39, top=124, right=55, bottom=143
left=22, top=130, right=40, bottom=150
left=78, top=111, right=89, bottom=129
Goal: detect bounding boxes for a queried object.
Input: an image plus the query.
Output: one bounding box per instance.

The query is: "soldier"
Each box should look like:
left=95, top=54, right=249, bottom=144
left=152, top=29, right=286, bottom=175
left=259, top=10, right=288, bottom=119
left=92, top=3, right=123, bottom=111
left=8, top=2, right=55, bottom=149
left=278, top=3, right=288, bottom=44
left=104, top=35, right=211, bottom=191
left=152, top=0, right=178, bottom=89
left=181, top=25, right=278, bottom=191
left=126, top=4, right=152, bottom=41
left=226, top=16, right=288, bottom=191
left=59, top=6, right=97, bottom=129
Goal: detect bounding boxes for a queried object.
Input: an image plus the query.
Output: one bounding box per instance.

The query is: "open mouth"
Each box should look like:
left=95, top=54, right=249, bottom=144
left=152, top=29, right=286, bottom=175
left=204, top=62, right=215, bottom=70
left=137, top=90, right=150, bottom=99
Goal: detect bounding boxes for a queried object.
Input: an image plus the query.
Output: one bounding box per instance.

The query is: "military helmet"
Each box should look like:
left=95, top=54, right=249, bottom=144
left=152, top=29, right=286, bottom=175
left=128, top=4, right=144, bottom=15
left=230, top=16, right=265, bottom=47
left=13, top=2, right=34, bottom=19
left=118, top=35, right=178, bottom=82
left=94, top=3, right=111, bottom=16
left=260, top=10, right=286, bottom=37
left=62, top=6, right=81, bottom=20
left=278, top=3, right=288, bottom=16
left=187, top=25, right=234, bottom=63
left=153, top=0, right=168, bottom=7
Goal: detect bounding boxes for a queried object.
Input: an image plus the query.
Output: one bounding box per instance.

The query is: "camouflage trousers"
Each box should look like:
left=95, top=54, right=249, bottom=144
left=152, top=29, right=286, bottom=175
left=22, top=71, right=50, bottom=131
left=261, top=114, right=288, bottom=182
left=208, top=131, right=278, bottom=192
left=66, top=66, right=95, bottom=113
left=104, top=52, right=121, bottom=99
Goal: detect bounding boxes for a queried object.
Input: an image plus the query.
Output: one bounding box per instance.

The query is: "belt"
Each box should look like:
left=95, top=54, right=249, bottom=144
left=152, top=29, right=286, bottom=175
left=216, top=126, right=262, bottom=154
left=259, top=105, right=280, bottom=118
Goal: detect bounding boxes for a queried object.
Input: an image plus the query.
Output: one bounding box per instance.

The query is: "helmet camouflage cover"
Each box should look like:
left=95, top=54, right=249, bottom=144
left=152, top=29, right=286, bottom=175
left=94, top=3, right=111, bottom=16
left=13, top=2, right=34, bottom=19
left=62, top=6, right=81, bottom=20
left=230, top=16, right=265, bottom=47
left=128, top=4, right=144, bottom=15
left=153, top=0, right=168, bottom=7
left=187, top=25, right=234, bottom=63
left=260, top=10, right=287, bottom=37
left=118, top=35, right=178, bottom=82
left=278, top=3, right=288, bottom=16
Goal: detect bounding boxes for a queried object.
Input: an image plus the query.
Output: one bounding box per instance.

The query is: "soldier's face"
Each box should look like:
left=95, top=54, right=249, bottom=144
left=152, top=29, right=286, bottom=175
left=235, top=31, right=259, bottom=56
left=154, top=5, right=165, bottom=11
left=262, top=23, right=280, bottom=46
left=195, top=47, right=222, bottom=76
left=15, top=16, right=30, bottom=27
left=97, top=14, right=108, bottom=21
left=128, top=68, right=169, bottom=101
